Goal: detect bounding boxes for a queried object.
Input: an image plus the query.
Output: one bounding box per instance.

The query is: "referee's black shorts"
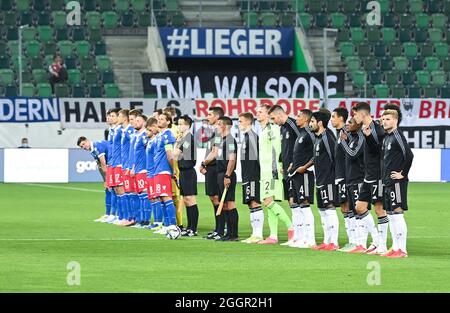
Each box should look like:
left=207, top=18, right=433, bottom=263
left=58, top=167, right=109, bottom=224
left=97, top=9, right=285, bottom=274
left=205, top=165, right=219, bottom=197
left=217, top=171, right=236, bottom=202
left=179, top=168, right=197, bottom=196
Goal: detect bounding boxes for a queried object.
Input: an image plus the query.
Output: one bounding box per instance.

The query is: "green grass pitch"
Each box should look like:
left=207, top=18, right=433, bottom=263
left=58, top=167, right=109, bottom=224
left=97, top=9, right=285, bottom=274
left=0, top=182, right=449, bottom=292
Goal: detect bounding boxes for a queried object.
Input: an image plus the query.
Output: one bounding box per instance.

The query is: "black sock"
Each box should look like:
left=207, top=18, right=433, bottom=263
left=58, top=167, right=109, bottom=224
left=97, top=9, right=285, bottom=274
left=213, top=204, right=219, bottom=232
left=187, top=204, right=199, bottom=232
left=216, top=211, right=225, bottom=236
left=224, top=211, right=231, bottom=237
left=229, top=208, right=239, bottom=238
left=186, top=205, right=192, bottom=230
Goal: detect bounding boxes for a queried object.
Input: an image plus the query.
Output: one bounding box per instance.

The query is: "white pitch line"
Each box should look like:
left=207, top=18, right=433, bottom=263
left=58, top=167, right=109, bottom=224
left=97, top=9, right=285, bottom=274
left=0, top=238, right=202, bottom=241
left=25, top=184, right=104, bottom=193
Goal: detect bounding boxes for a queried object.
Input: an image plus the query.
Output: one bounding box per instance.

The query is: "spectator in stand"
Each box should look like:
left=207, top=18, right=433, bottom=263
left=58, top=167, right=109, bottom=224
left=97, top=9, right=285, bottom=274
left=18, top=138, right=31, bottom=148
left=48, top=54, right=68, bottom=93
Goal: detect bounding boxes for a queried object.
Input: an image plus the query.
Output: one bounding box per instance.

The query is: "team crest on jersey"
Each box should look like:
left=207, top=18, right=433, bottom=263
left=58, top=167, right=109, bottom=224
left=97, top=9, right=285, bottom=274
left=349, top=141, right=354, bottom=148
left=316, top=144, right=320, bottom=152
left=388, top=143, right=392, bottom=150
left=286, top=132, right=290, bottom=139
left=183, top=141, right=190, bottom=149
left=299, top=137, right=303, bottom=144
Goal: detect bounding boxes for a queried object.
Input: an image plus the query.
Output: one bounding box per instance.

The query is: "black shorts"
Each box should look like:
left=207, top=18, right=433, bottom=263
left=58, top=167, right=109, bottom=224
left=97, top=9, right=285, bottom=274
left=205, top=165, right=219, bottom=197
left=336, top=179, right=348, bottom=204
left=217, top=171, right=236, bottom=202
left=316, top=183, right=338, bottom=208
left=358, top=179, right=383, bottom=204
left=242, top=180, right=260, bottom=205
left=347, top=183, right=368, bottom=214
left=282, top=177, right=298, bottom=202
left=291, top=171, right=315, bottom=205
left=384, top=181, right=408, bottom=212
left=179, top=168, right=197, bottom=196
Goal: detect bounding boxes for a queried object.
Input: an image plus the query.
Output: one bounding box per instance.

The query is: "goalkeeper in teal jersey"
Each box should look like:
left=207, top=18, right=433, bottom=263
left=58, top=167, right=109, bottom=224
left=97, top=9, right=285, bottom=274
left=256, top=105, right=292, bottom=245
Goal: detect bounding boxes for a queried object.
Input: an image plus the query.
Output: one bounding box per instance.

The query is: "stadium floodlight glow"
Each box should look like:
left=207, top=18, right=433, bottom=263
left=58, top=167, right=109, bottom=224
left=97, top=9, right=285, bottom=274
left=323, top=28, right=338, bottom=108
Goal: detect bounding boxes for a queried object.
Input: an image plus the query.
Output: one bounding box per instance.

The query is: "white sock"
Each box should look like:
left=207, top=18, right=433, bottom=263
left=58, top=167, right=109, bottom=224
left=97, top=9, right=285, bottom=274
left=377, top=216, right=389, bottom=250
left=348, top=215, right=356, bottom=244
left=354, top=217, right=365, bottom=247
left=326, top=209, right=339, bottom=245
left=388, top=214, right=398, bottom=251
left=302, top=206, right=315, bottom=245
left=318, top=209, right=329, bottom=244
left=343, top=214, right=351, bottom=243
left=249, top=211, right=256, bottom=237
left=357, top=213, right=370, bottom=248
left=253, top=208, right=264, bottom=238
left=361, top=211, right=380, bottom=247
left=391, top=213, right=407, bottom=253
left=291, top=206, right=303, bottom=242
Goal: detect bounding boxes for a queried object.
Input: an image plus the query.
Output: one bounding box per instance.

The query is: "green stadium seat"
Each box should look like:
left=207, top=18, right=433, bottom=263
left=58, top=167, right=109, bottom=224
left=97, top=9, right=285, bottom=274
left=426, top=0, right=441, bottom=14
left=351, top=70, right=366, bottom=88
left=258, top=1, right=272, bottom=12
left=0, top=56, right=9, bottom=69
left=373, top=43, right=386, bottom=57
left=446, top=29, right=450, bottom=44
left=58, top=41, right=73, bottom=58
left=86, top=12, right=102, bottom=29
left=104, top=84, right=120, bottom=97
left=38, top=26, right=54, bottom=43
left=103, top=11, right=119, bottom=29
left=96, top=56, right=111, bottom=72
left=137, top=12, right=152, bottom=27
left=402, top=71, right=415, bottom=85
left=391, top=85, right=406, bottom=98
left=366, top=27, right=381, bottom=43
left=261, top=13, right=277, bottom=27
left=243, top=12, right=259, bottom=27
left=80, top=56, right=94, bottom=70
left=330, top=13, right=346, bottom=29
left=55, top=83, right=70, bottom=97
left=441, top=85, right=450, bottom=98
left=342, top=0, right=358, bottom=13
left=339, top=42, right=355, bottom=57
left=83, top=70, right=98, bottom=85
left=68, top=69, right=82, bottom=85
left=443, top=57, right=450, bottom=71
left=435, top=42, right=449, bottom=58
left=89, top=84, right=103, bottom=97
left=382, top=13, right=397, bottom=27
left=374, top=84, right=389, bottom=98
left=75, top=41, right=91, bottom=57
left=102, top=70, right=115, bottom=84
left=26, top=41, right=42, bottom=58
left=166, top=0, right=180, bottom=11
left=393, top=0, right=407, bottom=13
left=362, top=56, right=378, bottom=71
left=71, top=26, right=86, bottom=41
left=122, top=11, right=136, bottom=27
left=8, top=41, right=19, bottom=56
left=2, top=11, right=17, bottom=27
left=44, top=55, right=54, bottom=68
left=410, top=0, right=424, bottom=14
left=29, top=56, right=44, bottom=70
left=81, top=0, right=97, bottom=11
left=52, top=11, right=67, bottom=29
left=0, top=69, right=14, bottom=85
left=385, top=70, right=401, bottom=86
left=419, top=43, right=434, bottom=57
left=21, top=71, right=33, bottom=84
left=99, top=0, right=114, bottom=11
left=399, top=14, right=413, bottom=28
left=403, top=42, right=418, bottom=58
left=415, top=13, right=430, bottom=29
left=411, top=57, right=424, bottom=71
left=398, top=28, right=412, bottom=42
left=290, top=0, right=306, bottom=12
left=379, top=56, right=392, bottom=71
left=428, top=28, right=443, bottom=43
left=431, top=70, right=446, bottom=87
left=50, top=0, right=64, bottom=10
left=407, top=85, right=421, bottom=97
left=350, top=27, right=365, bottom=43
left=388, top=43, right=403, bottom=57
left=131, top=0, right=147, bottom=12
left=115, top=0, right=130, bottom=12
left=357, top=43, right=371, bottom=57
left=347, top=13, right=361, bottom=27
left=37, top=83, right=53, bottom=97
left=65, top=55, right=77, bottom=69
left=423, top=85, right=438, bottom=98
left=30, top=0, right=46, bottom=11
left=0, top=0, right=13, bottom=10
left=6, top=27, right=18, bottom=41
left=71, top=84, right=86, bottom=97
left=21, top=11, right=33, bottom=26
left=21, top=83, right=35, bottom=97
left=325, top=0, right=340, bottom=12
left=298, top=13, right=312, bottom=29
left=425, top=56, right=441, bottom=71
left=94, top=41, right=107, bottom=55
left=346, top=56, right=361, bottom=71
left=5, top=84, right=17, bottom=97
left=38, top=12, right=51, bottom=25
left=416, top=70, right=431, bottom=86
left=33, top=69, right=48, bottom=83
left=279, top=13, right=295, bottom=27
left=22, top=27, right=37, bottom=41
left=368, top=70, right=382, bottom=85
left=56, top=28, right=69, bottom=41
left=393, top=56, right=409, bottom=71
left=274, top=1, right=288, bottom=11
left=88, top=28, right=102, bottom=43
left=0, top=41, right=6, bottom=56
left=314, top=13, right=327, bottom=28
left=16, top=0, right=30, bottom=12
left=337, top=29, right=350, bottom=42
left=378, top=0, right=390, bottom=13
left=381, top=28, right=396, bottom=43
